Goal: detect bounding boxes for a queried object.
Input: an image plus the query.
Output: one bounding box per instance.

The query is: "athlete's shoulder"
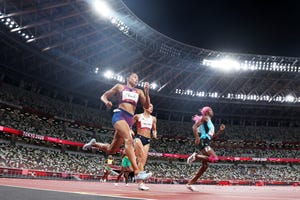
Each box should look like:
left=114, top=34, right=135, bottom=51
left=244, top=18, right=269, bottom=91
left=111, top=83, right=124, bottom=91
left=151, top=115, right=157, bottom=121
left=134, top=113, right=142, bottom=120
left=135, top=87, right=143, bottom=94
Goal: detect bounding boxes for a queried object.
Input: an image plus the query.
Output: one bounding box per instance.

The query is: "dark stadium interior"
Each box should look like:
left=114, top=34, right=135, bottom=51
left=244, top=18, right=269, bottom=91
left=1, top=0, right=299, bottom=125
left=0, top=1, right=299, bottom=199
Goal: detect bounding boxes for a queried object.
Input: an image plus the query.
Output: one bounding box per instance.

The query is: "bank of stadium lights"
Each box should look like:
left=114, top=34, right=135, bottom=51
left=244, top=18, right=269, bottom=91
left=102, top=70, right=158, bottom=90
left=92, top=0, right=112, bottom=18
left=91, top=0, right=129, bottom=35
left=175, top=89, right=218, bottom=98
left=175, top=89, right=300, bottom=103
left=138, top=82, right=158, bottom=90
left=285, top=94, right=295, bottom=102
left=203, top=59, right=241, bottom=71
left=0, top=12, right=35, bottom=43
left=203, top=59, right=300, bottom=73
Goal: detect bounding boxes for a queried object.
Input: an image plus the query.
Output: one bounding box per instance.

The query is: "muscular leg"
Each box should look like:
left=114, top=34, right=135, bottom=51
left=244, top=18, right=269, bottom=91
left=113, top=120, right=140, bottom=176
left=194, top=147, right=218, bottom=162
left=187, top=147, right=217, bottom=187
left=135, top=140, right=151, bottom=186
left=124, top=171, right=129, bottom=184
left=207, top=148, right=219, bottom=162
left=101, top=171, right=111, bottom=182
left=134, top=139, right=146, bottom=171
left=116, top=167, right=124, bottom=183
left=134, top=139, right=146, bottom=184
left=124, top=166, right=132, bottom=184
left=187, top=161, right=209, bottom=185
left=92, top=130, right=124, bottom=154
left=140, top=144, right=150, bottom=171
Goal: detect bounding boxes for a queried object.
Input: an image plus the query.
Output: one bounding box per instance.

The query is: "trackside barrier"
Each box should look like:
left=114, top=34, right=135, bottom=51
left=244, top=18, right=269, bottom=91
left=0, top=167, right=299, bottom=186
left=1, top=126, right=300, bottom=163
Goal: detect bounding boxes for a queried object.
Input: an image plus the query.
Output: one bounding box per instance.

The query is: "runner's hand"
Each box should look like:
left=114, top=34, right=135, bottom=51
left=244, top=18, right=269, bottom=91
left=220, top=124, right=225, bottom=131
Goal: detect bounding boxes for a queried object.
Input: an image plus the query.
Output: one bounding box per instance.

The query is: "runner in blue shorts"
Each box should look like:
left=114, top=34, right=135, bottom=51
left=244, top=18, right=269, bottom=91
left=82, top=73, right=152, bottom=189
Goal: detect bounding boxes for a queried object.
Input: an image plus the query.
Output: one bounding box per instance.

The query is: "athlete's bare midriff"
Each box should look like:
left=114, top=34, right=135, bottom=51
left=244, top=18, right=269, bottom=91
left=137, top=128, right=151, bottom=138
left=118, top=102, right=136, bottom=115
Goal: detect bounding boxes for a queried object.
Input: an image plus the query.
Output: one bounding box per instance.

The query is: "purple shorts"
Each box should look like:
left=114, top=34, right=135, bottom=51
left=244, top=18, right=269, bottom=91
left=112, top=108, right=134, bottom=128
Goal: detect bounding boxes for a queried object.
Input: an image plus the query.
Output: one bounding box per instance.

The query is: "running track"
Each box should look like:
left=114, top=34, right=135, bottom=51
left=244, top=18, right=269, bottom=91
left=0, top=178, right=299, bottom=200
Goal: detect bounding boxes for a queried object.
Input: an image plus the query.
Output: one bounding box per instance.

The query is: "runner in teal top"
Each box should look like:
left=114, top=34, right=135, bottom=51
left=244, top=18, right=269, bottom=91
left=186, top=106, right=225, bottom=192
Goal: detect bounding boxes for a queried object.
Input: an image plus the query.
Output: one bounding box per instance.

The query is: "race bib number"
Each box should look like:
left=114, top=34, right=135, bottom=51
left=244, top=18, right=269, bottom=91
left=122, top=91, right=139, bottom=102
left=140, top=117, right=153, bottom=129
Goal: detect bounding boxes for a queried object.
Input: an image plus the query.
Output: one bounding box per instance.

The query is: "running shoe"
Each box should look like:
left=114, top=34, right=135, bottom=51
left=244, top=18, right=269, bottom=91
left=135, top=171, right=152, bottom=180
left=138, top=183, right=149, bottom=191
left=114, top=183, right=119, bottom=186
left=186, top=184, right=198, bottom=192
left=140, top=171, right=153, bottom=179
left=187, top=152, right=197, bottom=164
left=82, top=138, right=96, bottom=150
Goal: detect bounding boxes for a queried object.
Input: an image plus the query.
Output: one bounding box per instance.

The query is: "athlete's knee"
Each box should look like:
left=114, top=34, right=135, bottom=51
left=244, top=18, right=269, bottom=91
left=138, top=155, right=146, bottom=163
left=208, top=155, right=219, bottom=163
left=106, top=145, right=118, bottom=154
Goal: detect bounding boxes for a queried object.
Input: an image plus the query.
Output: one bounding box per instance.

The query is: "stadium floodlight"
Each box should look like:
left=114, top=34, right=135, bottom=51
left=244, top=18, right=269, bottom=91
left=92, top=0, right=112, bottom=18
left=196, top=91, right=205, bottom=97
left=94, top=67, right=99, bottom=74
left=103, top=70, right=113, bottom=79
left=150, top=82, right=158, bottom=90
left=26, top=38, right=36, bottom=43
left=204, top=58, right=240, bottom=71
left=111, top=18, right=117, bottom=24
left=285, top=94, right=295, bottom=102
left=210, top=92, right=218, bottom=98
left=10, top=27, right=22, bottom=32
left=116, top=75, right=125, bottom=83
left=89, top=0, right=130, bottom=36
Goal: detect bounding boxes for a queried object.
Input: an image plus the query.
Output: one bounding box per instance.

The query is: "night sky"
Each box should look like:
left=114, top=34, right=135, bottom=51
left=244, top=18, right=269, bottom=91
left=123, top=0, right=300, bottom=57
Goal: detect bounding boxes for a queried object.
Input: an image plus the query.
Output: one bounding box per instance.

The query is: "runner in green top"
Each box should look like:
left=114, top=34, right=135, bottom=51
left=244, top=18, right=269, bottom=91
left=115, top=151, right=133, bottom=186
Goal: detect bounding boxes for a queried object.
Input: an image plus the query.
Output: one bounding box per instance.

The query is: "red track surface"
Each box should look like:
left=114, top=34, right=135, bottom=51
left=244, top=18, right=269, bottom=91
left=0, top=178, right=299, bottom=200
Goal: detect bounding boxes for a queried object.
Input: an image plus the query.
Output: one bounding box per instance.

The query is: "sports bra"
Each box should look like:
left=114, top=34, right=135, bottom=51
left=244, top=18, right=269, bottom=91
left=118, top=85, right=139, bottom=107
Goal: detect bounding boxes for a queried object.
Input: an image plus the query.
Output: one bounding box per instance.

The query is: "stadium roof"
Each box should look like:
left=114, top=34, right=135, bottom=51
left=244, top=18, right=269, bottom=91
left=0, top=0, right=299, bottom=123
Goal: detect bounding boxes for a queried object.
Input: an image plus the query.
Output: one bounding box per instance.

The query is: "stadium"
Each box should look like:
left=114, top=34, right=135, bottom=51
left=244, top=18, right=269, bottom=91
left=0, top=0, right=299, bottom=199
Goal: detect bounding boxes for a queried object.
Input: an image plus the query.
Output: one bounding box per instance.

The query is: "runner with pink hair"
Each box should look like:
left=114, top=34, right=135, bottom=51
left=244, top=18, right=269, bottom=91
left=186, top=106, right=225, bottom=192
